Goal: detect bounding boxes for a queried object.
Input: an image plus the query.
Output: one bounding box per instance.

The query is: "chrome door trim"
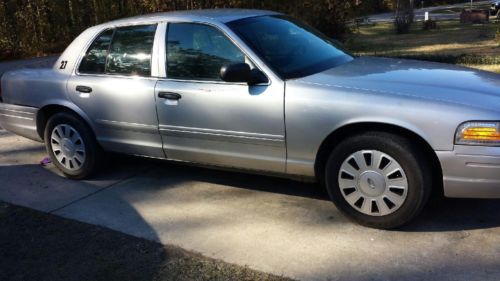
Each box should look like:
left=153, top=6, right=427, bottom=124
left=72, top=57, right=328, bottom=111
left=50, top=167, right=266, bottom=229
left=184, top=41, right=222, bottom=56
left=96, top=119, right=159, bottom=134
left=159, top=125, right=285, bottom=147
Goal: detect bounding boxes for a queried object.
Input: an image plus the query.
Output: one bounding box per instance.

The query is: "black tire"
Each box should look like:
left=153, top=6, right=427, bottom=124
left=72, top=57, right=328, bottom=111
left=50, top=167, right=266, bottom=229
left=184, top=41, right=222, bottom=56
left=44, top=112, right=102, bottom=179
left=325, top=132, right=431, bottom=229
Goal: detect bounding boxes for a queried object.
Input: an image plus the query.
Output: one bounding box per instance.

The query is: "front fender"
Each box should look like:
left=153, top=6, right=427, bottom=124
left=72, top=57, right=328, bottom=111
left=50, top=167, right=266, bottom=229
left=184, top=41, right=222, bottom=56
left=283, top=79, right=499, bottom=178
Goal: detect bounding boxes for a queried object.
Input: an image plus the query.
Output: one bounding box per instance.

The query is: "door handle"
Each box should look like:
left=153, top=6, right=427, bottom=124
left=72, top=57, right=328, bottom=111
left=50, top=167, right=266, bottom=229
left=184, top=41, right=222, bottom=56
left=158, top=92, right=182, bottom=100
left=76, top=85, right=92, bottom=93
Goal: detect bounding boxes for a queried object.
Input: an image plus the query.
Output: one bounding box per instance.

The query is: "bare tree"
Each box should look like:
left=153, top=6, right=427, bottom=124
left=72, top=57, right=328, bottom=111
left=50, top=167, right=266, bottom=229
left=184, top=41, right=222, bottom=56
left=394, top=0, right=414, bottom=34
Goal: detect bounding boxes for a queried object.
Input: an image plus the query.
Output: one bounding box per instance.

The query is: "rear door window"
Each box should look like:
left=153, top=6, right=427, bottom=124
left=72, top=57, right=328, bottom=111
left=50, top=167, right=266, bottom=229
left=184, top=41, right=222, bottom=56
left=106, top=24, right=157, bottom=76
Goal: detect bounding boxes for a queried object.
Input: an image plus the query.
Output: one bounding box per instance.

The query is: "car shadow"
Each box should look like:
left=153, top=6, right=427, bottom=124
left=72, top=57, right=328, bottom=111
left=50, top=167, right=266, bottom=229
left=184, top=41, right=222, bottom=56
left=403, top=197, right=500, bottom=232
left=106, top=153, right=500, bottom=232
left=2, top=148, right=500, bottom=281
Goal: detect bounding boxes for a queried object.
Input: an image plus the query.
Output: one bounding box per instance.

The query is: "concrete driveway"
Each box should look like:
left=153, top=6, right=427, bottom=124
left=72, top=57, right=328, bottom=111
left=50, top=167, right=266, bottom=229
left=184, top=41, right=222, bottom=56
left=1, top=59, right=500, bottom=281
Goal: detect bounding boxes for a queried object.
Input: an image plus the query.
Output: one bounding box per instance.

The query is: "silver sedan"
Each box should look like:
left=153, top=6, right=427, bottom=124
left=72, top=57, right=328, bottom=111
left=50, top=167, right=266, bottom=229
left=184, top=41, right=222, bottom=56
left=1, top=9, right=499, bottom=228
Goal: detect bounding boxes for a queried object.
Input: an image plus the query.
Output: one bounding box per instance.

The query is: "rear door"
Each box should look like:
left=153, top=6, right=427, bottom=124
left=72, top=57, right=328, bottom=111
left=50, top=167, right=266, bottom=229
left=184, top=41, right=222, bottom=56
left=155, top=22, right=286, bottom=173
left=67, top=24, right=164, bottom=158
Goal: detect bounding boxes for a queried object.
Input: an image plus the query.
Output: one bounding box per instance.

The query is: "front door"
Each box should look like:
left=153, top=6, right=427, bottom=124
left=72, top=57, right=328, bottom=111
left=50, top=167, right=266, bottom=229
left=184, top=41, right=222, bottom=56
left=155, top=22, right=286, bottom=173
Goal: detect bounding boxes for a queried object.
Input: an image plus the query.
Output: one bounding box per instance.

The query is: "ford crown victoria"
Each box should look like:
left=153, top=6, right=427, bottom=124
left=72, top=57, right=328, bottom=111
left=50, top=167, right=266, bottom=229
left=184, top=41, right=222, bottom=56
left=1, top=9, right=499, bottom=228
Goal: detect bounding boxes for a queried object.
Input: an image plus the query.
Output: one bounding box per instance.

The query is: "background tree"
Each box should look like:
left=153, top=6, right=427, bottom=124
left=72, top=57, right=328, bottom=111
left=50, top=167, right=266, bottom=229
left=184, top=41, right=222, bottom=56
left=394, top=0, right=414, bottom=34
left=0, top=0, right=360, bottom=60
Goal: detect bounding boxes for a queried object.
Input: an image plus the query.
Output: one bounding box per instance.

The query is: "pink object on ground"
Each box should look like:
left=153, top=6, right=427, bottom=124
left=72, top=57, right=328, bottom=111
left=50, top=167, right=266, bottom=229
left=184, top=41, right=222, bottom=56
left=40, top=157, right=52, bottom=166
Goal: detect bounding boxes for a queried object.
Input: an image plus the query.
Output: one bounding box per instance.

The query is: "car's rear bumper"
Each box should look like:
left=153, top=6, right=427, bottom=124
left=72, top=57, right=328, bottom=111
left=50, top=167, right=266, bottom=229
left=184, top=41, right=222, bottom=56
left=437, top=145, right=500, bottom=198
left=0, top=103, right=42, bottom=142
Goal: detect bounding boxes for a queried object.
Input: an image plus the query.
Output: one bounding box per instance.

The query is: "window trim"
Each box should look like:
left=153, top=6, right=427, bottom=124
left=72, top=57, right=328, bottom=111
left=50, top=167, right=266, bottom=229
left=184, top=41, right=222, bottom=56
left=73, top=20, right=273, bottom=85
left=161, top=21, right=271, bottom=86
left=75, top=23, right=159, bottom=79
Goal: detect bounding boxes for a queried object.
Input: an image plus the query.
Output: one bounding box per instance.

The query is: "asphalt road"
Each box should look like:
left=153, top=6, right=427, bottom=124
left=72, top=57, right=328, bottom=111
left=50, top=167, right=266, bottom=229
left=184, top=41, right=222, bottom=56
left=1, top=58, right=500, bottom=281
left=368, top=1, right=494, bottom=22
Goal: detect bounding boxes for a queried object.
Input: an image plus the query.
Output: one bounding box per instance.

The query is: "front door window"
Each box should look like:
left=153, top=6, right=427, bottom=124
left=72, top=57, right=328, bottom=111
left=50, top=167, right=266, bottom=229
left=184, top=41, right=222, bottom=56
left=166, top=23, right=245, bottom=81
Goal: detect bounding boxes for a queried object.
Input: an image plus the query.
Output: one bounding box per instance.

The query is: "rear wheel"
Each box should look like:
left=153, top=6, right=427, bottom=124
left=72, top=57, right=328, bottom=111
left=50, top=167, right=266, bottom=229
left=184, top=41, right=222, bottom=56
left=44, top=112, right=102, bottom=179
left=325, top=132, right=431, bottom=229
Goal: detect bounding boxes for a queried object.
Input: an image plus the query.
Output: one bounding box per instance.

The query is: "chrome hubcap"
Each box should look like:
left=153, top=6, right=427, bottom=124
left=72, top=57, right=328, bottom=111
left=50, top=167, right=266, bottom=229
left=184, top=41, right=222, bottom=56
left=338, top=150, right=408, bottom=216
left=50, top=124, right=86, bottom=171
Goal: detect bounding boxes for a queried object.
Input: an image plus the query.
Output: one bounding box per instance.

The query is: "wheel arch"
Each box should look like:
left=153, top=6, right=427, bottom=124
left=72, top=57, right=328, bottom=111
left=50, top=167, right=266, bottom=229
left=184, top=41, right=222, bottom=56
left=36, top=101, right=95, bottom=140
left=314, top=122, right=443, bottom=195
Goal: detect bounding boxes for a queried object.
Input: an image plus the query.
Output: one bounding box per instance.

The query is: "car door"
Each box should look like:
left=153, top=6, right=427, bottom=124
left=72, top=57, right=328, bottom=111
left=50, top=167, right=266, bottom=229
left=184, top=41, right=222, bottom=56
left=155, top=22, right=286, bottom=173
left=67, top=24, right=164, bottom=158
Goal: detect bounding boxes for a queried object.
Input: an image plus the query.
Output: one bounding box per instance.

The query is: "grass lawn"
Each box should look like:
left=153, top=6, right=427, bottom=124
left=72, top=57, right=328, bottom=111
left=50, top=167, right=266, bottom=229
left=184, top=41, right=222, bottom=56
left=346, top=19, right=500, bottom=73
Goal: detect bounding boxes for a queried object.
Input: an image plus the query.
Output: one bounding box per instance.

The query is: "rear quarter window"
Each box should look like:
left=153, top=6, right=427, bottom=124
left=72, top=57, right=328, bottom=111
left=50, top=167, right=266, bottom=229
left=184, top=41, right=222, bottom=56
left=78, top=29, right=114, bottom=74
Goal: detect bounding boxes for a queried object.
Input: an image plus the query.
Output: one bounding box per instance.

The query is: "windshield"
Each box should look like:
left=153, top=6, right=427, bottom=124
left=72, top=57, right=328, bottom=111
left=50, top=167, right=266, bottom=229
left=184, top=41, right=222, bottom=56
left=227, top=15, right=353, bottom=79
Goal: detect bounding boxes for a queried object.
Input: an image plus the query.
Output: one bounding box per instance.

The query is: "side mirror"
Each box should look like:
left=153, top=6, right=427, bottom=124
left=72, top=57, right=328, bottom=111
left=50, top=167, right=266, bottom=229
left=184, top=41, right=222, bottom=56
left=220, top=63, right=268, bottom=85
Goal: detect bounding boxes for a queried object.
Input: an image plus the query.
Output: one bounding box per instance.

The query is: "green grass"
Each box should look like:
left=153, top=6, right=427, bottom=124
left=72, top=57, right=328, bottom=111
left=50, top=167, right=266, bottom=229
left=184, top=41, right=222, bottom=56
left=346, top=19, right=500, bottom=73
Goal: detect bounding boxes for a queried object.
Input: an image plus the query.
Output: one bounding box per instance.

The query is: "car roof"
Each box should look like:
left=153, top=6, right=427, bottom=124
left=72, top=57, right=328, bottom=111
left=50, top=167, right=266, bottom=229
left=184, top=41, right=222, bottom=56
left=103, top=8, right=280, bottom=26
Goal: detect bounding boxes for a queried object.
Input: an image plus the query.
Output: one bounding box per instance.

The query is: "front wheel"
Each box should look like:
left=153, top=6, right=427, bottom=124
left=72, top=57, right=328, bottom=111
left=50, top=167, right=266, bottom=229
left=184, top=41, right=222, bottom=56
left=44, top=112, right=102, bottom=179
left=325, top=132, right=431, bottom=229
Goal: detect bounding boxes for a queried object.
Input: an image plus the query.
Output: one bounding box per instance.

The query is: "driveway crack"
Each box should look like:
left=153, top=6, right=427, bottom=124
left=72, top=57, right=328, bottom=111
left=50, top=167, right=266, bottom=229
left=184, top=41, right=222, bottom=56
left=48, top=166, right=151, bottom=214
